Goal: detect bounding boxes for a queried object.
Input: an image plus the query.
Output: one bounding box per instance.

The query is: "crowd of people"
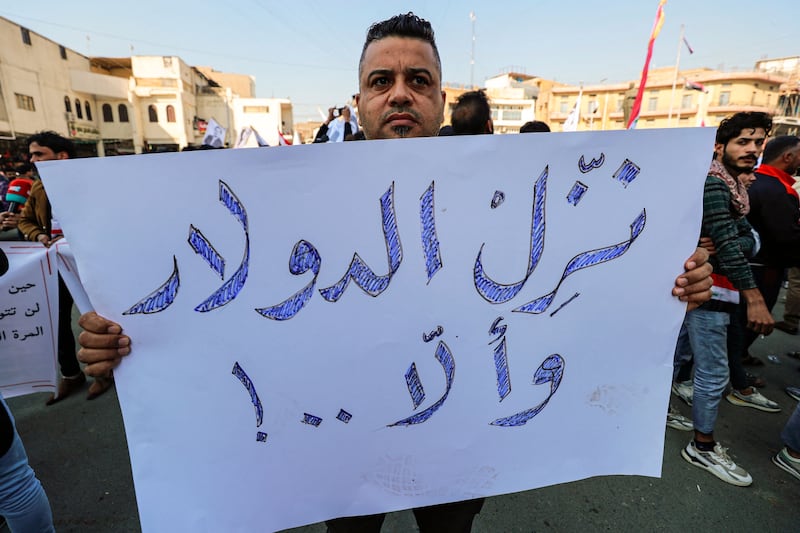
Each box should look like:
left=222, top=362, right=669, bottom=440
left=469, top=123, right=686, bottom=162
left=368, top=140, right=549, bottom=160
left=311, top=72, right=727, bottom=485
left=0, top=10, right=798, bottom=533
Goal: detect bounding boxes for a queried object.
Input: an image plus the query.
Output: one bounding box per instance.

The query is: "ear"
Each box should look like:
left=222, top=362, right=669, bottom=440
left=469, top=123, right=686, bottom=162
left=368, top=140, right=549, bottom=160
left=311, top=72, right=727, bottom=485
left=713, top=142, right=724, bottom=159
left=487, top=119, right=494, bottom=135
left=354, top=93, right=360, bottom=109
left=56, top=152, right=69, bottom=160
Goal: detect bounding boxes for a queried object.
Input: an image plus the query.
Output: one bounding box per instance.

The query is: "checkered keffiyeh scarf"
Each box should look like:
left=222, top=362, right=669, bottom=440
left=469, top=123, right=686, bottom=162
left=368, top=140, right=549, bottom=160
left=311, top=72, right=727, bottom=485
left=708, top=159, right=749, bottom=216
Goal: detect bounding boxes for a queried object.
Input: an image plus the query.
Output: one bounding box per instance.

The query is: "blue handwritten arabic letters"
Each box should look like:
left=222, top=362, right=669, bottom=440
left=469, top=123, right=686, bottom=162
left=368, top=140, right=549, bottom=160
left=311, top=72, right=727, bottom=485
left=319, top=182, right=402, bottom=302
left=578, top=153, right=605, bottom=173
left=613, top=158, right=641, bottom=188
left=489, top=317, right=511, bottom=401
left=255, top=240, right=321, bottom=321
left=302, top=413, right=323, bottom=427
left=390, top=341, right=455, bottom=427
left=513, top=209, right=646, bottom=314
left=123, top=256, right=180, bottom=315
left=419, top=182, right=443, bottom=283
left=194, top=181, right=250, bottom=312
left=231, top=361, right=266, bottom=442
left=566, top=181, right=589, bottom=206
left=490, top=354, right=565, bottom=427
left=474, top=166, right=547, bottom=304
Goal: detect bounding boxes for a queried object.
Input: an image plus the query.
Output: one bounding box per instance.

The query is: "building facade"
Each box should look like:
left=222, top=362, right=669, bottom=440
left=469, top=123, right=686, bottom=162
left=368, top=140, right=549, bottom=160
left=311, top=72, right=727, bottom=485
left=0, top=16, right=294, bottom=160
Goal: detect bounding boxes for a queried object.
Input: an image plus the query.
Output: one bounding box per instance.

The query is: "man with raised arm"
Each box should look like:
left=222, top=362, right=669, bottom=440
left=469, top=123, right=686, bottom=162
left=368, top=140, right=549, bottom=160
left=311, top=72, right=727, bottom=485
left=76, top=12, right=713, bottom=532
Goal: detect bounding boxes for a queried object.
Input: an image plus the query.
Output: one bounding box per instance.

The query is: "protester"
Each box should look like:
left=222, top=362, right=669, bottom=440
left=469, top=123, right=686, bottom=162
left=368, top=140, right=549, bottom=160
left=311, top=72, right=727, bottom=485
left=777, top=267, right=800, bottom=334
left=314, top=105, right=358, bottom=143
left=674, top=112, right=774, bottom=487
left=76, top=11, right=713, bottom=531
left=519, top=120, right=551, bottom=133
left=743, top=135, right=800, bottom=341
left=773, top=402, right=800, bottom=481
left=0, top=250, right=55, bottom=531
left=451, top=90, right=493, bottom=135
left=18, top=131, right=114, bottom=403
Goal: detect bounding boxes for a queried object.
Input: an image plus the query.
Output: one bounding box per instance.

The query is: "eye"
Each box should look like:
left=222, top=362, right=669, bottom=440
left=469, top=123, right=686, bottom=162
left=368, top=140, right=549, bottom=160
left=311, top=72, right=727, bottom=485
left=412, top=75, right=430, bottom=86
left=371, top=76, right=390, bottom=88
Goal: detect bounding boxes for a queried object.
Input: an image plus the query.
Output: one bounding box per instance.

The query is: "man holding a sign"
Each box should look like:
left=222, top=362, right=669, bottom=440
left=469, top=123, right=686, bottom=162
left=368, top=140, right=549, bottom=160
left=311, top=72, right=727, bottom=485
left=75, top=11, right=713, bottom=531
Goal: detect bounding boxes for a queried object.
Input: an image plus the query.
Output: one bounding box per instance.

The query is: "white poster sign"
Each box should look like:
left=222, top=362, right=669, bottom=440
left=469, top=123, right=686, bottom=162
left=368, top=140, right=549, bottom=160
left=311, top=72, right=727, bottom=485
left=0, top=243, right=59, bottom=398
left=38, top=129, right=712, bottom=532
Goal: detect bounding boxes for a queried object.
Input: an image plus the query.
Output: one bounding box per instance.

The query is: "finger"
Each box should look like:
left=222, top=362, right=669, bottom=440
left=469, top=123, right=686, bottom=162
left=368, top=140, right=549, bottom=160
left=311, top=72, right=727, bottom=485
left=77, top=329, right=130, bottom=351
left=78, top=311, right=122, bottom=335
left=679, top=288, right=712, bottom=308
left=675, top=263, right=713, bottom=289
left=78, top=345, right=129, bottom=364
left=82, top=359, right=120, bottom=378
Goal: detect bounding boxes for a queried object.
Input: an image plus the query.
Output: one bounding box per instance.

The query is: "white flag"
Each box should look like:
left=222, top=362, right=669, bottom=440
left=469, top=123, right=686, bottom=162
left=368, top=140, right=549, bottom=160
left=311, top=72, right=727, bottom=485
left=202, top=118, right=226, bottom=148
left=563, top=89, right=582, bottom=132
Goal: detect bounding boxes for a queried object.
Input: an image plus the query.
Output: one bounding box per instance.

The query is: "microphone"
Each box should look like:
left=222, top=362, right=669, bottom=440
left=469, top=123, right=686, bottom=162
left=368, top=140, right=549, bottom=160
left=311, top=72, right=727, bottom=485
left=5, top=178, right=33, bottom=213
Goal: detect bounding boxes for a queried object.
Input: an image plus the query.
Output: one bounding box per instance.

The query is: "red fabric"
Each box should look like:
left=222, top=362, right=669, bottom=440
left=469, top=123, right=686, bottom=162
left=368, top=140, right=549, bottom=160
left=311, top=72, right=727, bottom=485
left=756, top=163, right=799, bottom=199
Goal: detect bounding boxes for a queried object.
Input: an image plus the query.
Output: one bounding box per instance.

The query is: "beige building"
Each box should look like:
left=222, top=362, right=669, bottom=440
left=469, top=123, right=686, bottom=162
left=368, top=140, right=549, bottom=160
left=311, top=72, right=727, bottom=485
left=0, top=16, right=294, bottom=158
left=547, top=66, right=787, bottom=132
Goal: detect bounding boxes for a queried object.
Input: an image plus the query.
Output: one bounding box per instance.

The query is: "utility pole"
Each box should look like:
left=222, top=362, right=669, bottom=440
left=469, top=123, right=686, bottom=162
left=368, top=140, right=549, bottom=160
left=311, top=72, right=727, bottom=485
left=469, top=11, right=476, bottom=88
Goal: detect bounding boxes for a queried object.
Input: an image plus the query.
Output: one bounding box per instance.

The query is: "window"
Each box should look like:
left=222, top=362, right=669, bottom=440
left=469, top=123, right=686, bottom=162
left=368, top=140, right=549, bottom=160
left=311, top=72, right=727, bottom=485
left=64, top=96, right=72, bottom=113
left=243, top=106, right=269, bottom=114
left=560, top=101, right=569, bottom=114
left=102, top=104, right=113, bottom=122
left=719, top=91, right=731, bottom=106
left=20, top=27, right=31, bottom=45
left=148, top=105, right=158, bottom=122
left=490, top=108, right=498, bottom=120
left=681, top=94, right=692, bottom=109
left=166, top=105, right=176, bottom=122
left=163, top=57, right=173, bottom=68
left=616, top=98, right=624, bottom=112
left=59, top=45, right=67, bottom=60
left=75, top=99, right=82, bottom=119
left=647, top=97, right=658, bottom=112
left=118, top=104, right=129, bottom=122
left=84, top=101, right=92, bottom=121
left=503, top=108, right=522, bottom=121
left=15, top=93, right=35, bottom=111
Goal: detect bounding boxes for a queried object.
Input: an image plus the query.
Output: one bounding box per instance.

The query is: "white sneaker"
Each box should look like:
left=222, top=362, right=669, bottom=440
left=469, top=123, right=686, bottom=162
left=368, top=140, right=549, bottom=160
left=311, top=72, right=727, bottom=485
left=671, top=380, right=693, bottom=406
left=666, top=405, right=693, bottom=431
left=726, top=388, right=781, bottom=413
left=681, top=441, right=752, bottom=486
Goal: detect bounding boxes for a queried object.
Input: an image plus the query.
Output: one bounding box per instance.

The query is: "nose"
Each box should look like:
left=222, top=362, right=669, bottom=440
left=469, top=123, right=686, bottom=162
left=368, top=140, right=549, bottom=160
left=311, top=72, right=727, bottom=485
left=387, top=79, right=412, bottom=108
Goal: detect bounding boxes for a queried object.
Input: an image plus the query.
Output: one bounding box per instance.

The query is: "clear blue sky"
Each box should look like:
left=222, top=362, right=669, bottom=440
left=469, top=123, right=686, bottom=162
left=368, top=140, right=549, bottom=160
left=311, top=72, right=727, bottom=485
left=1, top=1, right=796, bottom=122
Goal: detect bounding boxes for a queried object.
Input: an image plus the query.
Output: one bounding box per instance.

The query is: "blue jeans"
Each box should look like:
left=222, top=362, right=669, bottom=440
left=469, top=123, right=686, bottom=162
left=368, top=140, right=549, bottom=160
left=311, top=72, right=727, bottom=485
left=782, top=402, right=800, bottom=453
left=674, top=309, right=730, bottom=434
left=0, top=397, right=54, bottom=533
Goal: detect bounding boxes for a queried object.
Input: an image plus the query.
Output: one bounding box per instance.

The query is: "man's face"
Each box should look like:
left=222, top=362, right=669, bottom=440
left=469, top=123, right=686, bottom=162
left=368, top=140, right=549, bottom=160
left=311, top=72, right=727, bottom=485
left=715, top=128, right=766, bottom=175
left=29, top=142, right=68, bottom=163
left=356, top=36, right=445, bottom=140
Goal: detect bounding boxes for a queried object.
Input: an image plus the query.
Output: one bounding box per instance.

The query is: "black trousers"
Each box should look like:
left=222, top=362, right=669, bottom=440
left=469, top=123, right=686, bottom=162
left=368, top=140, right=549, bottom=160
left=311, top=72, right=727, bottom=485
left=57, top=275, right=80, bottom=377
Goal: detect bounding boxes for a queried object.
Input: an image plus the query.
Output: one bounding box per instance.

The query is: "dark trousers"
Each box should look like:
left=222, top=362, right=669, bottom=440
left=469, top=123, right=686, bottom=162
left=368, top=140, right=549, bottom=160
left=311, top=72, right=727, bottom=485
left=325, top=498, right=485, bottom=533
left=742, top=265, right=783, bottom=350
left=57, top=275, right=80, bottom=377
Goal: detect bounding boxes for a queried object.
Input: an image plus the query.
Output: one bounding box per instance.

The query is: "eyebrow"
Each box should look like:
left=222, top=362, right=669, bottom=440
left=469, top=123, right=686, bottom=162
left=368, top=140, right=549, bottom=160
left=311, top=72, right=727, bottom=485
left=366, top=67, right=435, bottom=79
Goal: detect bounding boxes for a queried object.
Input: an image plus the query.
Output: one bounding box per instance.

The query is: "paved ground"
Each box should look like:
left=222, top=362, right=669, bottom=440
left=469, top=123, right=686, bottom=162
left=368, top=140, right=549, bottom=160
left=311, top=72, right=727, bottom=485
left=5, top=302, right=800, bottom=532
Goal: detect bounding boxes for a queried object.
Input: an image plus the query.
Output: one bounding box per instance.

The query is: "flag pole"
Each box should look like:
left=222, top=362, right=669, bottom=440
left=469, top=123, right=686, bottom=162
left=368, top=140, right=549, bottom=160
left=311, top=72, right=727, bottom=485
left=667, top=24, right=684, bottom=127
left=626, top=0, right=667, bottom=130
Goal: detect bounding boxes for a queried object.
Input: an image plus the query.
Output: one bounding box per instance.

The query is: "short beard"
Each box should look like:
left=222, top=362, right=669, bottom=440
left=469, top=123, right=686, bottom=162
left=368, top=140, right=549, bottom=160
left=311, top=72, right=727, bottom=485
left=721, top=151, right=755, bottom=175
left=392, top=126, right=411, bottom=137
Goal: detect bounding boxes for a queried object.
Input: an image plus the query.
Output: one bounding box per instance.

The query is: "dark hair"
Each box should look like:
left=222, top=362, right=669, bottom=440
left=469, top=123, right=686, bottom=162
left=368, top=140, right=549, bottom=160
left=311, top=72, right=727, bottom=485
left=762, top=135, right=800, bottom=165
left=520, top=120, right=551, bottom=133
left=15, top=162, right=34, bottom=174
left=27, top=131, right=76, bottom=159
left=451, top=90, right=492, bottom=135
left=359, top=13, right=441, bottom=78
left=715, top=112, right=772, bottom=145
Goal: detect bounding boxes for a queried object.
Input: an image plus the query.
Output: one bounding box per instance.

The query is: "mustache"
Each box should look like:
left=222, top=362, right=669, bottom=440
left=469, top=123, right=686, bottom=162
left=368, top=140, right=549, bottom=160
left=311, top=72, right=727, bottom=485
left=380, top=107, right=422, bottom=123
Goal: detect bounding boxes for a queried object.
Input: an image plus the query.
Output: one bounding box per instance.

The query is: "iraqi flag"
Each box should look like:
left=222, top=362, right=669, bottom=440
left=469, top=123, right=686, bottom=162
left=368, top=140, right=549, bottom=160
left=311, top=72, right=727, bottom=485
left=278, top=129, right=292, bottom=146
